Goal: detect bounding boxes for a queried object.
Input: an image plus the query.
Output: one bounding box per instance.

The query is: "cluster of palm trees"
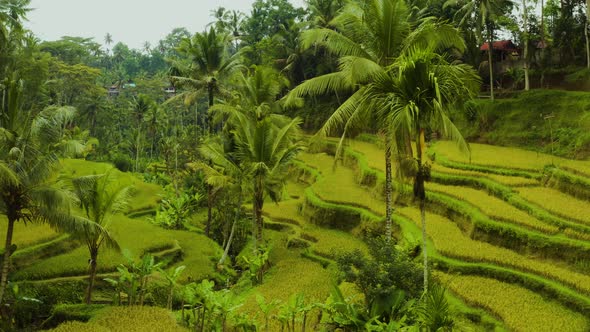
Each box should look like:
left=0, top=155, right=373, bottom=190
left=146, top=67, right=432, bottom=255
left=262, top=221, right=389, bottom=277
left=285, top=0, right=480, bottom=292
left=169, top=0, right=480, bottom=292
left=169, top=25, right=305, bottom=268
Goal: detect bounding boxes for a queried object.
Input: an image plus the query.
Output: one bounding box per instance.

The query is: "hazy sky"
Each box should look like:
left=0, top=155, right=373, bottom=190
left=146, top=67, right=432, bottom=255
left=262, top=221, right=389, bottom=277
left=26, top=0, right=305, bottom=50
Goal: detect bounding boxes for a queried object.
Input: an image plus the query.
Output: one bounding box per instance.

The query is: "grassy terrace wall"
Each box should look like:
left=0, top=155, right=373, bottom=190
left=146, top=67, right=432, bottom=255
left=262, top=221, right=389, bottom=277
left=456, top=89, right=590, bottom=159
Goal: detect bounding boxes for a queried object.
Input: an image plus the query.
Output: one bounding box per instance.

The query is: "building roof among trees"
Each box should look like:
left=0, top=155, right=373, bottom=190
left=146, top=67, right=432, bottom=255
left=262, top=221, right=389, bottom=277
left=480, top=40, right=519, bottom=52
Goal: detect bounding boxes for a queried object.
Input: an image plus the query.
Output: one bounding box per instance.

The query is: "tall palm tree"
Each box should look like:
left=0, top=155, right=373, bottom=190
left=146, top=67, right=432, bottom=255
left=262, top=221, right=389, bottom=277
left=285, top=0, right=466, bottom=242
left=0, top=78, right=100, bottom=305
left=233, top=113, right=304, bottom=248
left=104, top=33, right=113, bottom=52
left=130, top=94, right=155, bottom=172
left=586, top=0, right=590, bottom=69
left=170, top=27, right=241, bottom=237
left=306, top=0, right=345, bottom=29
left=70, top=173, right=131, bottom=304
left=365, top=47, right=480, bottom=292
left=212, top=66, right=303, bottom=249
left=197, top=137, right=246, bottom=266
left=171, top=27, right=241, bottom=134
left=0, top=0, right=30, bottom=81
left=445, top=0, right=514, bottom=101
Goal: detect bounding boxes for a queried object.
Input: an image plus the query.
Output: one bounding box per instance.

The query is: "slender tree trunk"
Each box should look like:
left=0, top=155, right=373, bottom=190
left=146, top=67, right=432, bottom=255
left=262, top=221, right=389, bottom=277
left=487, top=24, right=495, bottom=101
left=254, top=176, right=265, bottom=246
left=219, top=188, right=243, bottom=265
left=0, top=216, right=16, bottom=305
left=420, top=199, right=428, bottom=293
left=85, top=250, right=98, bottom=304
left=167, top=285, right=173, bottom=310
left=205, top=186, right=212, bottom=237
left=415, top=129, right=428, bottom=293
left=586, top=0, right=590, bottom=69
left=135, top=125, right=142, bottom=173
left=205, top=85, right=215, bottom=236
left=384, top=136, right=393, bottom=243
left=523, top=0, right=530, bottom=90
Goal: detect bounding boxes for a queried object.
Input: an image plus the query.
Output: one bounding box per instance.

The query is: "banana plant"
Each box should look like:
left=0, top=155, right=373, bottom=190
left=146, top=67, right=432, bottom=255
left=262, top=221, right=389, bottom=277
left=159, top=265, right=186, bottom=310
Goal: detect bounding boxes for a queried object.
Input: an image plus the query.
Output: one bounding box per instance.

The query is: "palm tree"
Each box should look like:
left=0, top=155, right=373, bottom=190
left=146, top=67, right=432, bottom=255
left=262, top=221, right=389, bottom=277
left=0, top=79, right=100, bottom=305
left=285, top=0, right=466, bottom=242
left=170, top=27, right=241, bottom=237
left=104, top=33, right=113, bottom=52
left=233, top=114, right=304, bottom=248
left=171, top=27, right=241, bottom=133
left=130, top=94, right=155, bottom=172
left=144, top=105, right=165, bottom=161
left=446, top=0, right=514, bottom=101
left=585, top=0, right=590, bottom=69
left=208, top=66, right=299, bottom=254
left=522, top=0, right=530, bottom=90
left=306, top=0, right=345, bottom=29
left=70, top=172, right=132, bottom=304
left=364, top=47, right=480, bottom=292
left=0, top=0, right=30, bottom=81
left=197, top=138, right=246, bottom=266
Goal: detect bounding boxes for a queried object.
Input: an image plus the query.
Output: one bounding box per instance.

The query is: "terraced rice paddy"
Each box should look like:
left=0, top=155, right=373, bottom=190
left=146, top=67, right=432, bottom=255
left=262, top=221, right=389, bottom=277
left=12, top=138, right=590, bottom=331
left=303, top=137, right=590, bottom=331
left=431, top=163, right=539, bottom=186
left=437, top=273, right=589, bottom=332
left=517, top=186, right=590, bottom=226
left=399, top=207, right=590, bottom=294
left=432, top=141, right=560, bottom=171
left=427, top=183, right=559, bottom=233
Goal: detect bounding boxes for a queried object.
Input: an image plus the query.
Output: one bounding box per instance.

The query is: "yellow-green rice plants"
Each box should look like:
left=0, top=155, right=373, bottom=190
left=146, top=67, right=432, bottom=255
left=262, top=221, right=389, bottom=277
left=298, top=153, right=385, bottom=215
left=436, top=273, right=590, bottom=332
left=431, top=164, right=538, bottom=186
left=0, top=217, right=59, bottom=249
left=432, top=141, right=555, bottom=171
left=12, top=216, right=219, bottom=281
left=518, top=187, right=590, bottom=226
left=400, top=207, right=590, bottom=294
left=427, top=183, right=559, bottom=234
left=46, top=306, right=188, bottom=332
left=264, top=197, right=368, bottom=258
left=238, top=247, right=332, bottom=331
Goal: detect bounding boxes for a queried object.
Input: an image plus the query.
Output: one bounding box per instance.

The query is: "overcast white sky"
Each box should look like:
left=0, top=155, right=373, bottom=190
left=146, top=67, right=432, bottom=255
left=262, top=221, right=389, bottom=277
left=26, top=0, right=305, bottom=50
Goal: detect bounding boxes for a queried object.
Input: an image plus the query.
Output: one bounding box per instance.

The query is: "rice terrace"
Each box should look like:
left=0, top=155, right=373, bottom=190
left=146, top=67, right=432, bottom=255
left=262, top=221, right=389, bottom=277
left=1, top=0, right=590, bottom=331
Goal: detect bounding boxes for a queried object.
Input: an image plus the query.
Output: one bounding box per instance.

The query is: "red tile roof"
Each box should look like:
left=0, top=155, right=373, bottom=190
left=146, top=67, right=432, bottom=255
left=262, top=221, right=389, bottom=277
left=480, top=40, right=519, bottom=52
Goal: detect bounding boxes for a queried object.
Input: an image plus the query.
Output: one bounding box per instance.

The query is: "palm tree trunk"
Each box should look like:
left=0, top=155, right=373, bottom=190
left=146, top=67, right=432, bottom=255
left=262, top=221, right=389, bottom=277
left=167, top=285, right=173, bottom=310
left=523, top=0, right=530, bottom=90
left=384, top=136, right=393, bottom=243
left=135, top=125, right=142, bottom=173
left=415, top=128, right=428, bottom=293
left=0, top=216, right=16, bottom=305
left=219, top=189, right=243, bottom=265
left=205, top=186, right=212, bottom=237
left=420, top=198, right=428, bottom=293
left=586, top=0, right=590, bottom=69
left=255, top=196, right=264, bottom=245
left=487, top=24, right=495, bottom=102
left=85, top=250, right=98, bottom=304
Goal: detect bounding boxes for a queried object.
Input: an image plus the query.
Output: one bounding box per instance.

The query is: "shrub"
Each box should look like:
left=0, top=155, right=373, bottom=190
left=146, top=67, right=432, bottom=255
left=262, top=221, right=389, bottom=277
left=112, top=154, right=133, bottom=172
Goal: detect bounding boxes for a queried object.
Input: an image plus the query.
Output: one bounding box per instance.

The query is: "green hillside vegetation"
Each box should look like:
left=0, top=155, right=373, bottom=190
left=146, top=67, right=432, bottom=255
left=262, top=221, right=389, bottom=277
left=3, top=0, right=590, bottom=330
left=457, top=90, right=590, bottom=159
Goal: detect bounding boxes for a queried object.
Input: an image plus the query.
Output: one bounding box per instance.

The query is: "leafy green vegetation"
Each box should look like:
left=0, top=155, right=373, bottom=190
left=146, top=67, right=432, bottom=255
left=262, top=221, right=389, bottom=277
left=2, top=0, right=590, bottom=330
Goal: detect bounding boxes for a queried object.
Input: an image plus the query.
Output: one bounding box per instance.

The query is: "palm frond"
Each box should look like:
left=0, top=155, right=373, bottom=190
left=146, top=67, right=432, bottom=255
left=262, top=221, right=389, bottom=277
left=300, top=28, right=370, bottom=59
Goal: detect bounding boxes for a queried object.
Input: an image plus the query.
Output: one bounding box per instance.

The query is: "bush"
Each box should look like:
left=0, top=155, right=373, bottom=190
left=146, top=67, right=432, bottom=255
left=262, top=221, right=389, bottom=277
left=112, top=154, right=133, bottom=172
